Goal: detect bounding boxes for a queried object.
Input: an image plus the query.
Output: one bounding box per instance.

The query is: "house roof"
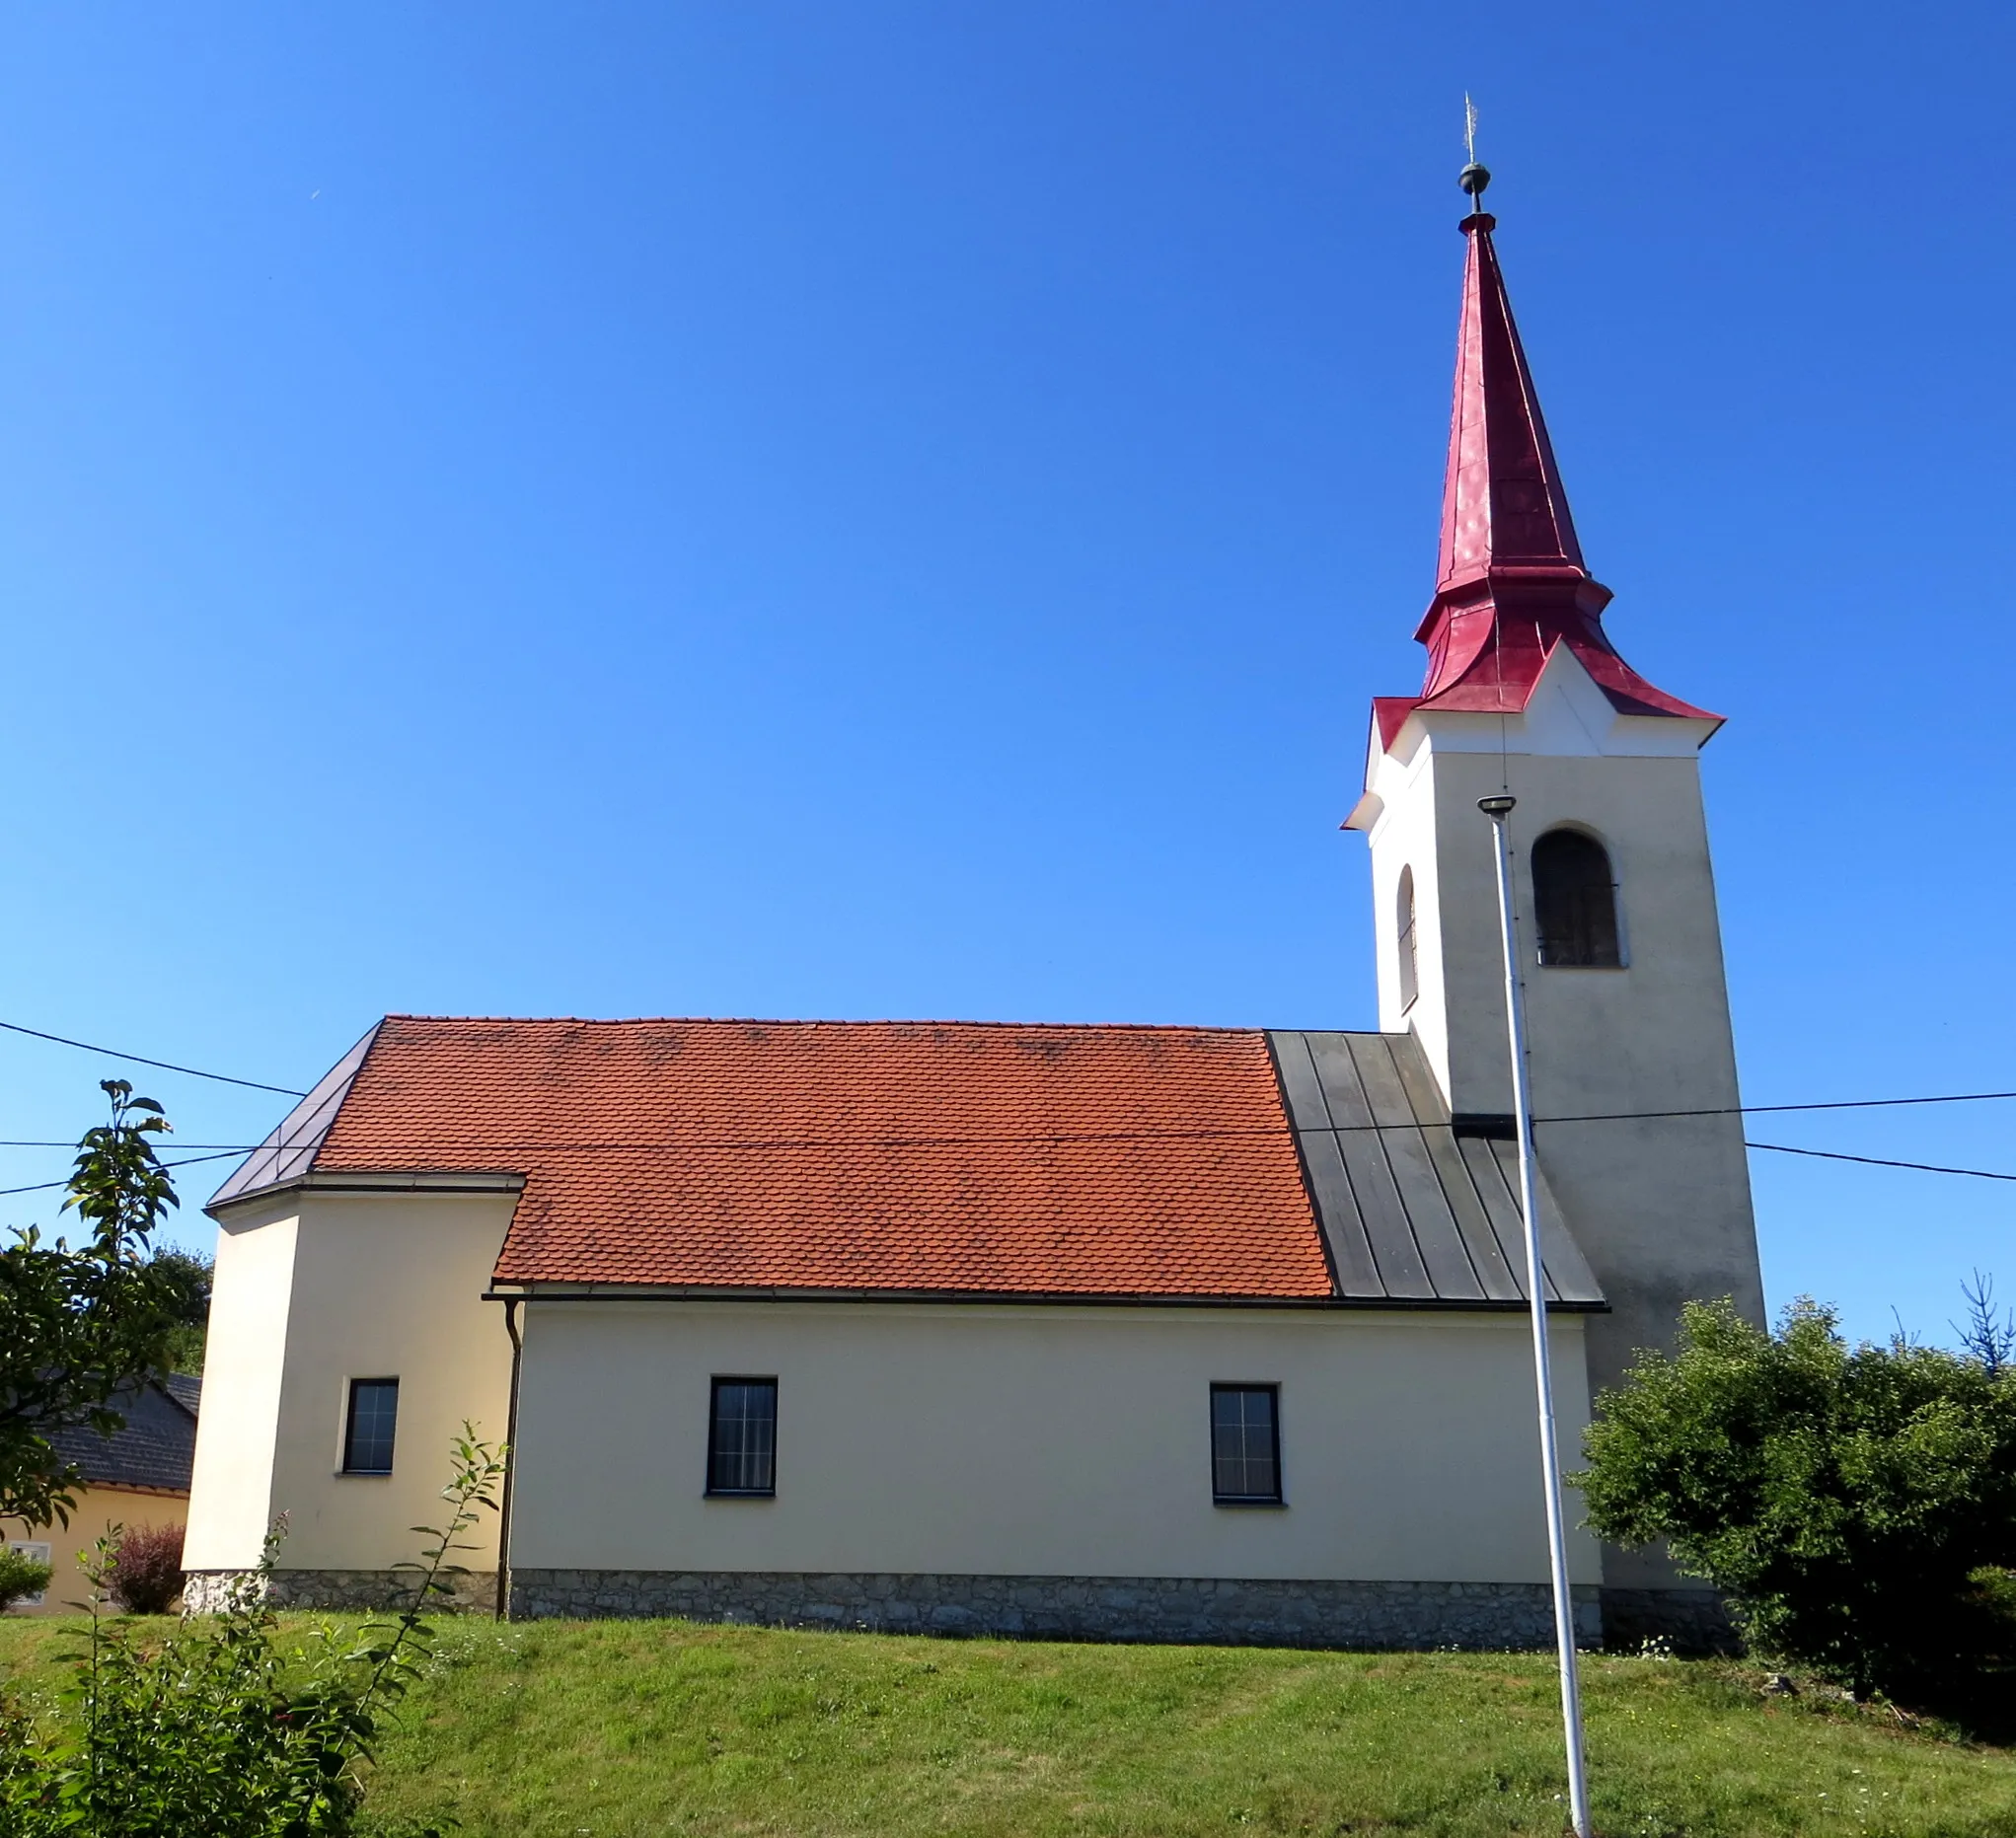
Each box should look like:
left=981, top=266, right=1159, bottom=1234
left=210, top=1015, right=1604, bottom=1309
left=48, top=1376, right=201, bottom=1496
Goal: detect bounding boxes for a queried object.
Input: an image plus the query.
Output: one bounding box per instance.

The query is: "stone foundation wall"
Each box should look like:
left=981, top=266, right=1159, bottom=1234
left=1599, top=1586, right=1741, bottom=1656
left=183, top=1566, right=1732, bottom=1654
left=506, top=1569, right=1604, bottom=1650
left=183, top=1569, right=498, bottom=1616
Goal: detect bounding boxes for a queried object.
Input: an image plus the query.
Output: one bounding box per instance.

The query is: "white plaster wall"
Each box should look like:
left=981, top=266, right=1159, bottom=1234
left=184, top=1205, right=299, bottom=1570
left=1357, top=653, right=1763, bottom=1588
left=187, top=1190, right=515, bottom=1575
left=1367, top=722, right=1450, bottom=1067
left=508, top=1300, right=1599, bottom=1586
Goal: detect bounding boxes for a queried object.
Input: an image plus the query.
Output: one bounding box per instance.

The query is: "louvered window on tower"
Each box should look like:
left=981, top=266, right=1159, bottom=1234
left=1396, top=866, right=1420, bottom=1010
left=1531, top=829, right=1622, bottom=968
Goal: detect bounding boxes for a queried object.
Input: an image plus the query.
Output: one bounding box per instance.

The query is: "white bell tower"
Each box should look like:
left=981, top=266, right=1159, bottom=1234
left=1347, top=201, right=1764, bottom=1598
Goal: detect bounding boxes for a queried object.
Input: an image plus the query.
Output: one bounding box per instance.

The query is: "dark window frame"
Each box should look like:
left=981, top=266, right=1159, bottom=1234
left=706, top=1375, right=779, bottom=1499
left=341, top=1376, right=400, bottom=1476
left=1531, top=827, right=1624, bottom=969
left=1210, top=1382, right=1284, bottom=1507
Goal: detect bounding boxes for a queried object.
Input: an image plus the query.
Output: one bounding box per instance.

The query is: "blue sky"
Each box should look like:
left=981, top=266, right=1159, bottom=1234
left=0, top=3, right=2008, bottom=1349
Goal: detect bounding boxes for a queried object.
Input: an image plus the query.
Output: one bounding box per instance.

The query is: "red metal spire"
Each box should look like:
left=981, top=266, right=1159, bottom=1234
left=1396, top=204, right=1714, bottom=727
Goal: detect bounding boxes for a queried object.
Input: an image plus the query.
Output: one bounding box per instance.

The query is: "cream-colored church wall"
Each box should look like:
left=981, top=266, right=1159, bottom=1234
left=184, top=1204, right=299, bottom=1570
left=268, top=1193, right=514, bottom=1571
left=186, top=1191, right=515, bottom=1575
left=507, top=1298, right=1600, bottom=1586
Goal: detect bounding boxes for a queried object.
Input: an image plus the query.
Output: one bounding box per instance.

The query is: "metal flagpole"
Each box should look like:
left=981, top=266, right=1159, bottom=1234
left=1479, top=792, right=1593, bottom=1838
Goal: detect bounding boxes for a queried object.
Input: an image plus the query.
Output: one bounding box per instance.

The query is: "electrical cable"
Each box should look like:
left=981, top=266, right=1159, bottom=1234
left=4, top=1135, right=2012, bottom=1192
left=3, top=1020, right=2014, bottom=1183
left=0, top=1149, right=251, bottom=1200
left=2, top=1015, right=2013, bottom=1135
left=1744, top=1141, right=2016, bottom=1182
left=1, top=1080, right=2014, bottom=1152
left=0, top=1020, right=308, bottom=1096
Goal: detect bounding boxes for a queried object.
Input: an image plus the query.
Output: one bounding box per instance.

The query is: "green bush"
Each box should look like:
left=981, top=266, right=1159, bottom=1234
left=0, top=1548, right=52, bottom=1613
left=1577, top=1297, right=2016, bottom=1697
left=0, top=1426, right=503, bottom=1836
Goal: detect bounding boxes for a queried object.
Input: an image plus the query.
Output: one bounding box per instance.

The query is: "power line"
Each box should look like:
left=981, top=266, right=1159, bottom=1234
left=1549, top=1090, right=2016, bottom=1124
left=0, top=1149, right=250, bottom=1200
left=0, top=1020, right=308, bottom=1097
left=0, top=1012, right=2011, bottom=1133
left=2, top=1080, right=2016, bottom=1155
left=1746, top=1141, right=2016, bottom=1183
left=2, top=1134, right=2011, bottom=1197
left=1, top=1015, right=2013, bottom=1184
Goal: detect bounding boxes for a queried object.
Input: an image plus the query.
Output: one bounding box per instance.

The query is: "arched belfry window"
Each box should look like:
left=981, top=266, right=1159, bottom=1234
left=1531, top=830, right=1622, bottom=968
left=1396, top=866, right=1419, bottom=1010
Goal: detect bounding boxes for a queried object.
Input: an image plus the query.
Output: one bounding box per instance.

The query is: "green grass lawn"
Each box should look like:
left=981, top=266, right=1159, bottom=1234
left=5, top=1615, right=2015, bottom=1836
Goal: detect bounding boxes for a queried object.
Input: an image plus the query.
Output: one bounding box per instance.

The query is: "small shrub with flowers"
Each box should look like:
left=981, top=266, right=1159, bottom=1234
left=0, top=1426, right=501, bottom=1837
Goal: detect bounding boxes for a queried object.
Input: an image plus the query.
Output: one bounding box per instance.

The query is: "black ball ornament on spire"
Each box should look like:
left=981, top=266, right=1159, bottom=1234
left=1458, top=161, right=1491, bottom=206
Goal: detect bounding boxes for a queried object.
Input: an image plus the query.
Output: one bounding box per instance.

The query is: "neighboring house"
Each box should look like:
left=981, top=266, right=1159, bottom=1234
left=7, top=1375, right=201, bottom=1615
left=183, top=188, right=1763, bottom=1651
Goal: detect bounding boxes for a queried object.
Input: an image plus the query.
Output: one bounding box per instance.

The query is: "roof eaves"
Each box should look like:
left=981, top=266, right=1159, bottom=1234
left=209, top=1168, right=527, bottom=1216
left=483, top=1284, right=1605, bottom=1312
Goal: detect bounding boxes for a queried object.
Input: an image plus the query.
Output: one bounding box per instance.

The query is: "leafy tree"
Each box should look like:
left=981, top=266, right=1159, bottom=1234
left=146, top=1246, right=213, bottom=1375
left=0, top=1082, right=195, bottom=1528
left=1577, top=1296, right=2016, bottom=1697
left=1955, top=1270, right=2016, bottom=1378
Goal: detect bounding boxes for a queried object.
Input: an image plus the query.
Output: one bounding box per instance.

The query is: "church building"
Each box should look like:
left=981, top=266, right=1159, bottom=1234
left=184, top=182, right=1764, bottom=1649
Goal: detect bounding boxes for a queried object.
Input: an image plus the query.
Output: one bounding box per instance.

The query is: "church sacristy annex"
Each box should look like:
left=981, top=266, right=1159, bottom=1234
left=185, top=179, right=1765, bottom=1650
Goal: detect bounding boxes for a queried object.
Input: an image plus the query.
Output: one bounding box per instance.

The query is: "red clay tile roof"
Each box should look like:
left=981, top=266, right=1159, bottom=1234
left=308, top=1016, right=1333, bottom=1298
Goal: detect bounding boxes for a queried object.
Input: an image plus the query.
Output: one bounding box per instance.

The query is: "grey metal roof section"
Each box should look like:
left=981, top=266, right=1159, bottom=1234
left=48, top=1377, right=200, bottom=1494
left=208, top=1024, right=381, bottom=1210
left=1265, top=1030, right=1605, bottom=1309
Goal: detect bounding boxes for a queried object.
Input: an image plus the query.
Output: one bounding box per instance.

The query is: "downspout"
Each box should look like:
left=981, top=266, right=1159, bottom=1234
left=493, top=1296, right=524, bottom=1622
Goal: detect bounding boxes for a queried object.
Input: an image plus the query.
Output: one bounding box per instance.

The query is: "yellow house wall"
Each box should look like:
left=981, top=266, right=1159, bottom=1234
left=508, top=1299, right=1601, bottom=1586
left=6, top=1486, right=189, bottom=1617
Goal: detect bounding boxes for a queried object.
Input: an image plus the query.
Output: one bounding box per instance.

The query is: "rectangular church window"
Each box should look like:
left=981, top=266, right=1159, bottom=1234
left=707, top=1377, right=778, bottom=1496
left=1211, top=1384, right=1282, bottom=1505
left=342, top=1378, right=400, bottom=1475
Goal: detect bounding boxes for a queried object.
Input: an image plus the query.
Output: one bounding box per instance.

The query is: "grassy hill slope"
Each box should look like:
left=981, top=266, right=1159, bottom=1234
left=5, top=1616, right=2014, bottom=1835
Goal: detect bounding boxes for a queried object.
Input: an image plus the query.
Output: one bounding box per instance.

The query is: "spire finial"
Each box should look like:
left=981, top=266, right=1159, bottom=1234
left=1404, top=155, right=1716, bottom=726
left=1458, top=95, right=1491, bottom=212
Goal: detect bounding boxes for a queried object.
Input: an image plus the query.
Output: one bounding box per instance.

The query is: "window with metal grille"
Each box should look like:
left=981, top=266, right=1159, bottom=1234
left=1210, top=1384, right=1282, bottom=1505
left=342, top=1378, right=400, bottom=1475
left=1396, top=866, right=1419, bottom=1010
left=707, top=1377, right=778, bottom=1496
left=1531, top=829, right=1622, bottom=968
